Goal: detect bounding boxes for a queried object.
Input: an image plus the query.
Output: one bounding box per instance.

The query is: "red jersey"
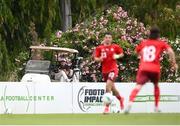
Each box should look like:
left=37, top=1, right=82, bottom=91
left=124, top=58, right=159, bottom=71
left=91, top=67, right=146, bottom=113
left=95, top=44, right=123, bottom=73
left=136, top=39, right=171, bottom=73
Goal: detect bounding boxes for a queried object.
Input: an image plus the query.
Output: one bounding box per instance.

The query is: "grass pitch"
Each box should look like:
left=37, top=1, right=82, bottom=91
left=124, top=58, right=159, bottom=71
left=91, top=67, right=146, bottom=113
left=0, top=113, right=180, bottom=125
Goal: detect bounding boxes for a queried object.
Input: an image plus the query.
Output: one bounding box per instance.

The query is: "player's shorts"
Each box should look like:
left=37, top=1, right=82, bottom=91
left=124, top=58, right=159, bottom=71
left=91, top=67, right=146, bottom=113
left=102, top=70, right=118, bottom=82
left=136, top=70, right=160, bottom=85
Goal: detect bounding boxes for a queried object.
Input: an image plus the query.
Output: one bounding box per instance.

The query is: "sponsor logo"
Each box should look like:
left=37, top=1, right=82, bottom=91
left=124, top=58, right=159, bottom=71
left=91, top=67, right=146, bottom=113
left=0, top=85, right=54, bottom=112
left=77, top=86, right=105, bottom=112
left=135, top=95, right=180, bottom=102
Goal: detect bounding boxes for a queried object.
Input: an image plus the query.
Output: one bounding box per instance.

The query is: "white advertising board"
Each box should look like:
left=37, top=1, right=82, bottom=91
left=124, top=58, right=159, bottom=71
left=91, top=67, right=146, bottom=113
left=0, top=82, right=73, bottom=114
left=0, top=82, right=35, bottom=114
left=0, top=82, right=180, bottom=114
left=34, top=83, right=73, bottom=113
left=72, top=83, right=180, bottom=113
left=72, top=83, right=106, bottom=113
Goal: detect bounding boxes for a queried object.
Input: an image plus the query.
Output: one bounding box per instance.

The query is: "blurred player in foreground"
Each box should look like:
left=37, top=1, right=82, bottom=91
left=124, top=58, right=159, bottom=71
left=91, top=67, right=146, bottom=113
left=125, top=26, right=178, bottom=114
left=94, top=32, right=124, bottom=114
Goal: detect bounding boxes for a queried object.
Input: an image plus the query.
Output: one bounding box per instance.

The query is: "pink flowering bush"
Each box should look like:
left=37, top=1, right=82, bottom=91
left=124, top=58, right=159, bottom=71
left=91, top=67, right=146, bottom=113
left=50, top=6, right=180, bottom=82
left=161, top=37, right=180, bottom=82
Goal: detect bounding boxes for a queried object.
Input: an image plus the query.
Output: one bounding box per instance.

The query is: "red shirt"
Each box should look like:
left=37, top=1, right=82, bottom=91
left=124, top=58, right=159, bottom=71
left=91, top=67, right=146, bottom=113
left=94, top=44, right=123, bottom=73
left=136, top=39, right=171, bottom=73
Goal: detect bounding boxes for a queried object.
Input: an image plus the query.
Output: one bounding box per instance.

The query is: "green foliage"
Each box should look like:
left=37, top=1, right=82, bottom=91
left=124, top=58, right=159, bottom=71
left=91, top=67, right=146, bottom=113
left=0, top=35, right=11, bottom=80
left=0, top=0, right=179, bottom=81
left=0, top=0, right=61, bottom=53
left=51, top=5, right=180, bottom=82
left=51, top=6, right=147, bottom=82
left=162, top=37, right=180, bottom=82
left=71, top=0, right=109, bottom=25
left=0, top=0, right=61, bottom=80
left=119, top=0, right=180, bottom=40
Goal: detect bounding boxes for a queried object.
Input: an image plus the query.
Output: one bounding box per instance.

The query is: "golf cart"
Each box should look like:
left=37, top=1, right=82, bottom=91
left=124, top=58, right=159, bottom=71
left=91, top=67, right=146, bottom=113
left=21, top=46, right=82, bottom=83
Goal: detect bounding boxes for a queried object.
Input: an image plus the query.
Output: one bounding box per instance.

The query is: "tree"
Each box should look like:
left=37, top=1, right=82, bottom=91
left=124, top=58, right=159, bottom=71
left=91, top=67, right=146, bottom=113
left=119, top=0, right=179, bottom=39
left=0, top=0, right=179, bottom=80
left=60, top=0, right=72, bottom=32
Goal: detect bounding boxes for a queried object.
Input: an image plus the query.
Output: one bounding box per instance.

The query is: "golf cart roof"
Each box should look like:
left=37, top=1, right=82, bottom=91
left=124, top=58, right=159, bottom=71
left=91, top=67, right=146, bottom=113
left=30, top=46, right=78, bottom=53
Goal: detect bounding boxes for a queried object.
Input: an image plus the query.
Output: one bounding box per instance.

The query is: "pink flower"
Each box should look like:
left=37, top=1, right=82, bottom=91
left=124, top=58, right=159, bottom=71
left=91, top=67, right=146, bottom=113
left=139, top=23, right=144, bottom=27
left=120, top=66, right=125, bottom=70
left=139, top=38, right=144, bottom=41
left=140, top=27, right=145, bottom=32
left=126, top=20, right=131, bottom=25
left=73, top=28, right=79, bottom=32
left=113, top=13, right=120, bottom=20
left=73, top=24, right=80, bottom=32
left=160, top=57, right=163, bottom=61
left=127, top=26, right=132, bottom=30
left=133, top=20, right=137, bottom=26
left=88, top=50, right=92, bottom=53
left=91, top=19, right=97, bottom=27
left=56, top=30, right=62, bottom=38
left=89, top=31, right=94, bottom=36
left=91, top=47, right=95, bottom=50
left=100, top=16, right=104, bottom=21
left=117, top=7, right=122, bottom=12
left=103, top=19, right=108, bottom=25
left=75, top=24, right=79, bottom=27
left=106, top=9, right=112, bottom=14
left=122, top=12, right=128, bottom=18
left=144, top=30, right=150, bottom=35
left=160, top=37, right=168, bottom=42
left=127, top=37, right=133, bottom=43
left=121, top=35, right=127, bottom=41
left=96, top=32, right=100, bottom=36
left=85, top=29, right=89, bottom=33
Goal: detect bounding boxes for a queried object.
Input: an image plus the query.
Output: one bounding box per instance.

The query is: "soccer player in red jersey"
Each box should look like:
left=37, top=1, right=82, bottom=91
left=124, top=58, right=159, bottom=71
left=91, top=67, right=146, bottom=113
left=125, top=26, right=178, bottom=113
left=94, top=32, right=124, bottom=114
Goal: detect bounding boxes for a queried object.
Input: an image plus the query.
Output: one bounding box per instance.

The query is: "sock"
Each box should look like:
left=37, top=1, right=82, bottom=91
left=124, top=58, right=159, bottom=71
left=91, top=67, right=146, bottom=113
left=115, top=94, right=122, bottom=101
left=154, top=85, right=160, bottom=108
left=106, top=104, right=109, bottom=108
left=129, top=88, right=140, bottom=102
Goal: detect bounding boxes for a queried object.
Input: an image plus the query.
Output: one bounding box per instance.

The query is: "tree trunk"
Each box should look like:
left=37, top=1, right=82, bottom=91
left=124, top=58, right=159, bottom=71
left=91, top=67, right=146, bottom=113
left=60, top=0, right=72, bottom=32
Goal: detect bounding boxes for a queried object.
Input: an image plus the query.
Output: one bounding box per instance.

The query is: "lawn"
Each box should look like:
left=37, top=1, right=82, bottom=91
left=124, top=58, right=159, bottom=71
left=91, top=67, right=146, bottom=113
left=0, top=113, right=180, bottom=125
